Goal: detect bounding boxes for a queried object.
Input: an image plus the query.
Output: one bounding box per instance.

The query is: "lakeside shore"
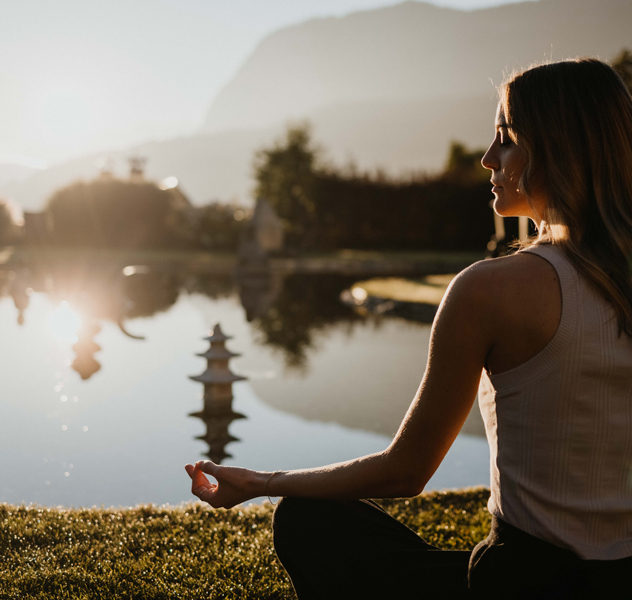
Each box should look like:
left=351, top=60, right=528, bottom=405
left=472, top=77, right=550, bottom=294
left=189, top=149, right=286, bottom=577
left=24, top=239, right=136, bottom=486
left=0, top=246, right=483, bottom=277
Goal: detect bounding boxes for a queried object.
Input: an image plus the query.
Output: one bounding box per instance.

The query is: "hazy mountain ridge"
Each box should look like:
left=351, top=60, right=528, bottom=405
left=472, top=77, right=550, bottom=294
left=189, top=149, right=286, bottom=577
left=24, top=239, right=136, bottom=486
left=4, top=0, right=631, bottom=211
left=202, top=0, right=632, bottom=134
left=0, top=164, right=40, bottom=189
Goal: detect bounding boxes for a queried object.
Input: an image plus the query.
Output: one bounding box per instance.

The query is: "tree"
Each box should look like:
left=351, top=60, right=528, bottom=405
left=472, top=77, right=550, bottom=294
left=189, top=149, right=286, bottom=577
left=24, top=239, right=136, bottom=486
left=193, top=203, right=248, bottom=251
left=612, top=48, right=632, bottom=93
left=45, top=178, right=190, bottom=248
left=0, top=197, right=23, bottom=246
left=252, top=127, right=494, bottom=253
left=443, top=141, right=488, bottom=183
left=253, top=124, right=319, bottom=248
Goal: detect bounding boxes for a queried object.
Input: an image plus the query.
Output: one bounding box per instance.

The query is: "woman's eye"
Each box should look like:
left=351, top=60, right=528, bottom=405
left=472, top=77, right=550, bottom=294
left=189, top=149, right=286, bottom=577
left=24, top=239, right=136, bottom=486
left=499, top=132, right=512, bottom=147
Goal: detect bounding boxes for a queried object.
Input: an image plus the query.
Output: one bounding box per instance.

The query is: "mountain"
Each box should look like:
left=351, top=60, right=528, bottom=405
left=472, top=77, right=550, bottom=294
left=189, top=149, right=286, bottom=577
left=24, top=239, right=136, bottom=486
left=202, top=0, right=632, bottom=134
left=4, top=0, right=632, bottom=210
left=0, top=163, right=41, bottom=189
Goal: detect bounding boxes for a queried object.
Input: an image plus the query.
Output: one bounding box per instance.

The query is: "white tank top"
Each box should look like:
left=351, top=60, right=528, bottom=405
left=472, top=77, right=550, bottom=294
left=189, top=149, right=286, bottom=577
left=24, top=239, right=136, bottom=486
left=478, top=243, right=632, bottom=560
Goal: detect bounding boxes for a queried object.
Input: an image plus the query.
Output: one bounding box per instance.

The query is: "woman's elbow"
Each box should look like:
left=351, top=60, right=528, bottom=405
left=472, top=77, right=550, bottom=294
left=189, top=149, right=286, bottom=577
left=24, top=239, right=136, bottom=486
left=380, top=453, right=429, bottom=498
left=396, top=477, right=427, bottom=498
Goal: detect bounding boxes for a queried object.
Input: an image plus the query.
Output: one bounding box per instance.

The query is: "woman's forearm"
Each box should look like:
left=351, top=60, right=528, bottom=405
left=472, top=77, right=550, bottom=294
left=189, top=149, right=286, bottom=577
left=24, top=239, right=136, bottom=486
left=188, top=443, right=431, bottom=509
left=264, top=448, right=426, bottom=500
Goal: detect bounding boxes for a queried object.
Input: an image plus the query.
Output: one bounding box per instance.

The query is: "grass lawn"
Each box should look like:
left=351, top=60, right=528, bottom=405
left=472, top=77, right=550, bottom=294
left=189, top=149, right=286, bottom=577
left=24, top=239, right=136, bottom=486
left=0, top=488, right=490, bottom=599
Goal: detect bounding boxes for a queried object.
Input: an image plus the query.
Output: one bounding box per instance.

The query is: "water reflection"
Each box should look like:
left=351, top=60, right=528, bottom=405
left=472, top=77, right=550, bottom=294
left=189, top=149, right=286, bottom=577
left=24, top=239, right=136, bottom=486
left=0, top=251, right=232, bottom=379
left=0, top=250, right=484, bottom=440
left=49, top=300, right=81, bottom=343
left=0, top=251, right=375, bottom=377
left=0, top=250, right=489, bottom=506
left=0, top=294, right=489, bottom=506
left=250, top=274, right=365, bottom=370
left=72, top=319, right=102, bottom=379
left=189, top=324, right=246, bottom=463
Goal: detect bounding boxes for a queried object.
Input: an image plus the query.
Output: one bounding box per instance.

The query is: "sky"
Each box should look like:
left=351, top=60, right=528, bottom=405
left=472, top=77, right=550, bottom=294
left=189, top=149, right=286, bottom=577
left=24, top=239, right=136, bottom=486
left=0, top=0, right=535, bottom=168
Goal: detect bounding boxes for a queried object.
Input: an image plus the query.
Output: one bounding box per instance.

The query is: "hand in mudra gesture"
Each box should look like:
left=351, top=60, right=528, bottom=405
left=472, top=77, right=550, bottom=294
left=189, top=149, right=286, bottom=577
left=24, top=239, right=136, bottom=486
left=184, top=461, right=266, bottom=509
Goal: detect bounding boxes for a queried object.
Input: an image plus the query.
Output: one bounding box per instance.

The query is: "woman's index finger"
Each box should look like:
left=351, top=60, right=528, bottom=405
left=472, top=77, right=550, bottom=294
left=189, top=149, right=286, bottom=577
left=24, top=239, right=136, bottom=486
left=198, top=460, right=219, bottom=477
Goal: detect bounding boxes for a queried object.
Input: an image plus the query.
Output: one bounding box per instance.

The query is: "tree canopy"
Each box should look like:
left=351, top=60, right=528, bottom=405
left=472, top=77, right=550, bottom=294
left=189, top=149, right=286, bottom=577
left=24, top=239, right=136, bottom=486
left=253, top=124, right=319, bottom=247
left=253, top=124, right=493, bottom=252
left=444, top=141, right=488, bottom=183
left=45, top=178, right=190, bottom=248
left=612, top=48, right=632, bottom=92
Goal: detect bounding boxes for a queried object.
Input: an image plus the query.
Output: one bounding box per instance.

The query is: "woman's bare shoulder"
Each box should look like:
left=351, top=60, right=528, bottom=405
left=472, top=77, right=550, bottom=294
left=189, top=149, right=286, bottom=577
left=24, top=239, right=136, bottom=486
left=445, top=252, right=561, bottom=373
left=444, top=252, right=560, bottom=332
left=451, top=251, right=558, bottom=300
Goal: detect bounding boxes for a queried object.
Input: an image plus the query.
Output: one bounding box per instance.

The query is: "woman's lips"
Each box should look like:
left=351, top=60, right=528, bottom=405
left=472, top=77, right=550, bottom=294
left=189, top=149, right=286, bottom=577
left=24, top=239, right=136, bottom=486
left=492, top=185, right=503, bottom=193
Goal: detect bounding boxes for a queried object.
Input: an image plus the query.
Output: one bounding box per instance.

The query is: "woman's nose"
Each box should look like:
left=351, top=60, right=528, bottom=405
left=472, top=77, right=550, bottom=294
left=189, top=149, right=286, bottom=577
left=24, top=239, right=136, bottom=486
left=481, top=144, right=498, bottom=171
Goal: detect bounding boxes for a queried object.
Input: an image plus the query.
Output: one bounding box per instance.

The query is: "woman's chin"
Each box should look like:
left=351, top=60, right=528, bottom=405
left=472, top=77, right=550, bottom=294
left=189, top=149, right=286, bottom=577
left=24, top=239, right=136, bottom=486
left=493, top=197, right=523, bottom=218
left=492, top=202, right=514, bottom=218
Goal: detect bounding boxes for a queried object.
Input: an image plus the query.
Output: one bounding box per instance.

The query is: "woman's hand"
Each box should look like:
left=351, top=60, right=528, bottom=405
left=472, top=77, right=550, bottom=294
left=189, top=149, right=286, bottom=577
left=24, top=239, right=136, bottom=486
left=184, top=460, right=267, bottom=509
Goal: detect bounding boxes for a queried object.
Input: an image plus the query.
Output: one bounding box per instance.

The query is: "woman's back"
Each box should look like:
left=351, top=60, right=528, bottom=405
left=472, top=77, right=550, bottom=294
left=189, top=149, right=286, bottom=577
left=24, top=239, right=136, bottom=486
left=479, top=244, right=632, bottom=560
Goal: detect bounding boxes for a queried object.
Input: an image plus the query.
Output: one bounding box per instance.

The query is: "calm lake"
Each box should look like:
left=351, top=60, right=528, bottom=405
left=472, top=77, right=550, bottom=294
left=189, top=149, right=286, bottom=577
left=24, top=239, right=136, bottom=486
left=0, top=252, right=489, bottom=507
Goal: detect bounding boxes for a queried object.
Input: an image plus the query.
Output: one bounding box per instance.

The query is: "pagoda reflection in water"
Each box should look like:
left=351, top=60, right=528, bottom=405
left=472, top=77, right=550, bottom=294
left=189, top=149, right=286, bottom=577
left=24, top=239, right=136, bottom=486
left=189, top=324, right=247, bottom=463
left=72, top=319, right=102, bottom=380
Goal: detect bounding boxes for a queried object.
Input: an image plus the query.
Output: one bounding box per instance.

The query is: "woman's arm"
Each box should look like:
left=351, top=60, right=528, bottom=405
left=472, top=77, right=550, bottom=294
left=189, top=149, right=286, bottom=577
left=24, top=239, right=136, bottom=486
left=186, top=263, right=495, bottom=508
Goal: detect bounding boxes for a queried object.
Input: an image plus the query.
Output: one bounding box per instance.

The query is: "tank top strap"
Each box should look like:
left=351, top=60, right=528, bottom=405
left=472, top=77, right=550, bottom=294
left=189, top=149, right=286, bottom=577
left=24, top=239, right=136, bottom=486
left=489, top=244, right=581, bottom=391
left=520, top=244, right=576, bottom=288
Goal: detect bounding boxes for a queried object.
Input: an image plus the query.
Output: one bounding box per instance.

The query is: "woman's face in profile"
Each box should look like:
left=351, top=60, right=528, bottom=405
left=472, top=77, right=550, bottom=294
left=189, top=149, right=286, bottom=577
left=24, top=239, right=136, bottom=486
left=482, top=104, right=546, bottom=222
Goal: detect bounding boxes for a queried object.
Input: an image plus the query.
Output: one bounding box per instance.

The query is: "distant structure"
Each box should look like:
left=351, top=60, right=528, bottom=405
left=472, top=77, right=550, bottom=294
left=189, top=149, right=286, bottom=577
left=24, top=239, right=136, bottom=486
left=96, top=156, right=115, bottom=179
left=251, top=197, right=284, bottom=252
left=128, top=156, right=146, bottom=182
left=237, top=197, right=284, bottom=266
left=189, top=324, right=247, bottom=463
left=235, top=198, right=284, bottom=318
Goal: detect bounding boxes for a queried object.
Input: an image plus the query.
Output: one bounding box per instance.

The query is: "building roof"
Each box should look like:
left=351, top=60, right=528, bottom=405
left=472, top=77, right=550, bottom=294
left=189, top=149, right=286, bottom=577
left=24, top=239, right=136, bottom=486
left=189, top=370, right=246, bottom=384
left=203, top=323, right=232, bottom=343
left=196, top=347, right=241, bottom=360
left=189, top=408, right=246, bottom=421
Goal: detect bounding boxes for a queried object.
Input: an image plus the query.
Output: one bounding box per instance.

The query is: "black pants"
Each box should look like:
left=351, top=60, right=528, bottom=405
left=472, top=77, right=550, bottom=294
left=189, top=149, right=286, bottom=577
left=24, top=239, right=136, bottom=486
left=272, top=497, right=632, bottom=600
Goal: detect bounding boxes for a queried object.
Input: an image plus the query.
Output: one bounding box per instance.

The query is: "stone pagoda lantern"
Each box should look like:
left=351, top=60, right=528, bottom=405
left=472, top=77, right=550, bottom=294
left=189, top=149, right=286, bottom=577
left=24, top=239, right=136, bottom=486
left=189, top=323, right=247, bottom=463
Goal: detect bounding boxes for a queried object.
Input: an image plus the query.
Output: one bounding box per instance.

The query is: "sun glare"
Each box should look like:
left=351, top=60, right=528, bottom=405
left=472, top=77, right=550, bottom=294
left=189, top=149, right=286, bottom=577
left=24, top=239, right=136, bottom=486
left=49, top=301, right=82, bottom=344
left=159, top=176, right=179, bottom=190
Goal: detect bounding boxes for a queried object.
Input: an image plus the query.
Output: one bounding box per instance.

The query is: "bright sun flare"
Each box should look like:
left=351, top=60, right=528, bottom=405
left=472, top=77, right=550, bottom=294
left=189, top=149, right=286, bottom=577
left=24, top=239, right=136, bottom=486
left=49, top=301, right=82, bottom=344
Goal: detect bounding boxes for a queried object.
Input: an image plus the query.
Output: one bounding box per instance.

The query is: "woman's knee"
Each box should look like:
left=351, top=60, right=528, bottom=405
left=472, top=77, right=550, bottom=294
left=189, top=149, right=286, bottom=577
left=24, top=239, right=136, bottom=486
left=272, top=497, right=316, bottom=560
left=272, top=497, right=344, bottom=553
left=273, top=497, right=320, bottom=538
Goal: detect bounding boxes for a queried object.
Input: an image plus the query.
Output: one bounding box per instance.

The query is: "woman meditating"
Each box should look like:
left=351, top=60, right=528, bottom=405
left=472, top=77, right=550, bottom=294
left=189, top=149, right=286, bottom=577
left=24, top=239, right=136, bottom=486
left=186, top=58, right=632, bottom=599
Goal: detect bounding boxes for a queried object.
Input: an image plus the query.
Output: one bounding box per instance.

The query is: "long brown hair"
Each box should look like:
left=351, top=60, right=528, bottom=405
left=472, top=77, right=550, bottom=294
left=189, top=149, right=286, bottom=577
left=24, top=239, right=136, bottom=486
left=501, top=58, right=632, bottom=335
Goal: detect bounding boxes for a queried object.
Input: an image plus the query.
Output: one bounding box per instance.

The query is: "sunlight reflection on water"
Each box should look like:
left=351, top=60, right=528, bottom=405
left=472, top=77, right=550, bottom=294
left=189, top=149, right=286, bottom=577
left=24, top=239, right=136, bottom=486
left=49, top=300, right=81, bottom=344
